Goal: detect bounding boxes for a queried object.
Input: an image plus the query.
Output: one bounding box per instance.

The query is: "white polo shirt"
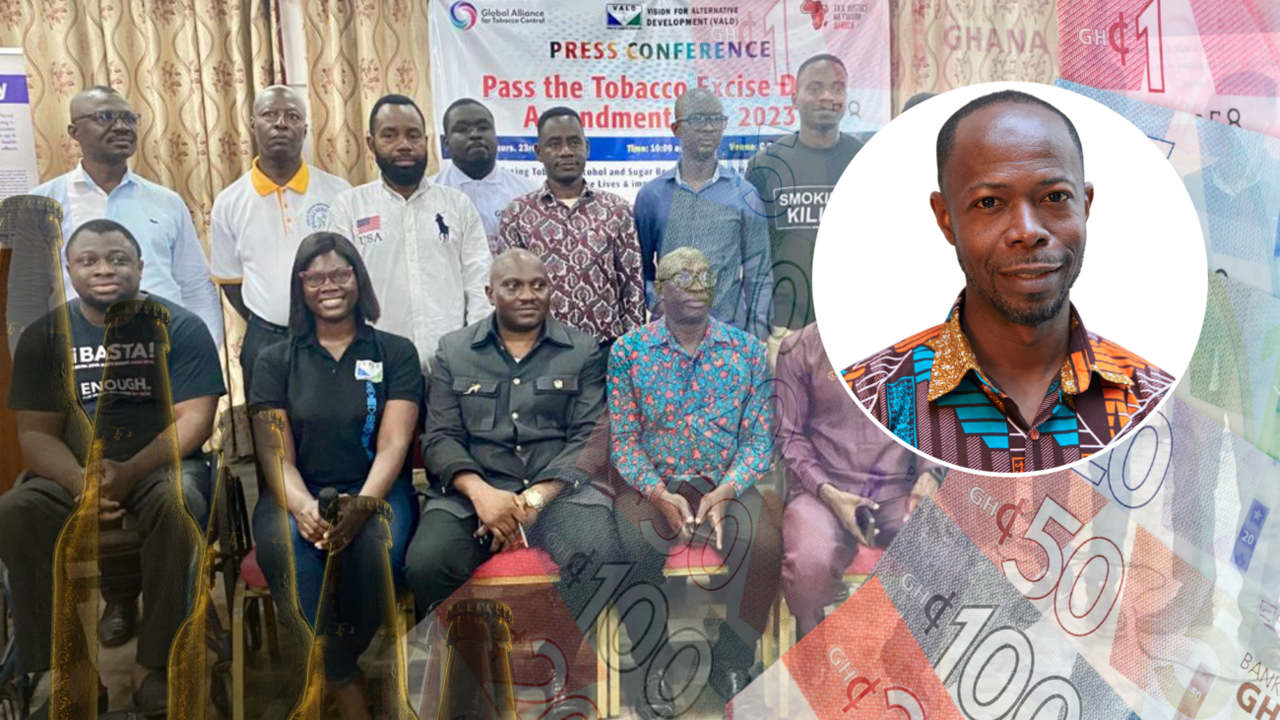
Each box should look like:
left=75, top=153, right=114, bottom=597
left=431, top=163, right=537, bottom=252
left=327, top=177, right=492, bottom=372
left=210, top=160, right=351, bottom=326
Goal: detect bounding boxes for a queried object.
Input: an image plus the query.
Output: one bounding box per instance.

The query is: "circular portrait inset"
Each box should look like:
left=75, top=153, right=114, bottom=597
left=813, top=81, right=1206, bottom=475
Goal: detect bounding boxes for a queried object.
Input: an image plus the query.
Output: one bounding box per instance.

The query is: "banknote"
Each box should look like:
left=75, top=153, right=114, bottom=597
left=725, top=575, right=964, bottom=720
left=1055, top=80, right=1280, bottom=301
left=1058, top=0, right=1280, bottom=139
left=1176, top=272, right=1280, bottom=459
left=936, top=463, right=1280, bottom=719
left=872, top=499, right=1137, bottom=720
left=1074, top=395, right=1280, bottom=656
left=727, top=499, right=1137, bottom=720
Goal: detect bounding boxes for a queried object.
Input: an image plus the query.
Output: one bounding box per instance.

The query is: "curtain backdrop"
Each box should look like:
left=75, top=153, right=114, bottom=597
left=889, top=0, right=1059, bottom=116
left=304, top=0, right=438, bottom=185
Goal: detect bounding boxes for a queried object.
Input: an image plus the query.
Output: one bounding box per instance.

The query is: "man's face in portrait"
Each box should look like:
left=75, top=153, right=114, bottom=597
left=930, top=102, right=1094, bottom=326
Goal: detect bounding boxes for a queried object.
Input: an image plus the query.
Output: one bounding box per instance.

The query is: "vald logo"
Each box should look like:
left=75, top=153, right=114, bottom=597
left=450, top=1, right=478, bottom=30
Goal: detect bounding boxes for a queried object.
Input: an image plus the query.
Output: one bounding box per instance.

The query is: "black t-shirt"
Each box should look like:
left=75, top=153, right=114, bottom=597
left=250, top=325, right=424, bottom=492
left=744, top=132, right=863, bottom=329
left=7, top=293, right=226, bottom=462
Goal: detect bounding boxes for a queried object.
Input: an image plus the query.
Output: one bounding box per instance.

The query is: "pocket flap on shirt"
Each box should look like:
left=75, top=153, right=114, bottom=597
left=535, top=375, right=580, bottom=394
left=452, top=377, right=501, bottom=397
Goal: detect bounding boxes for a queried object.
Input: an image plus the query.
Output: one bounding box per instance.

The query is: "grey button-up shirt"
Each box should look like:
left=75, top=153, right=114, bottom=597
left=423, top=314, right=608, bottom=517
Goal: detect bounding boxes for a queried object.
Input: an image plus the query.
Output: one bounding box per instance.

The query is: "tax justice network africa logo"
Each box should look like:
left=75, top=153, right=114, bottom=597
left=449, top=0, right=478, bottom=30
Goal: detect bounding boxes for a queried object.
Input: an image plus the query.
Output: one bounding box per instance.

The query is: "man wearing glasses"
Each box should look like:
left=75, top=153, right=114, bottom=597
left=609, top=247, right=782, bottom=702
left=32, top=86, right=222, bottom=347
left=210, top=85, right=351, bottom=397
left=634, top=88, right=773, bottom=340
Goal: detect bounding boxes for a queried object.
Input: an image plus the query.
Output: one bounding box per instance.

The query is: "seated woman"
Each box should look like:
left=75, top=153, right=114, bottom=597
left=249, top=231, right=423, bottom=720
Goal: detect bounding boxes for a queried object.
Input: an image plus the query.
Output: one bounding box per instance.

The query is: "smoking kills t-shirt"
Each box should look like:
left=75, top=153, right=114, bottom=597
left=745, top=133, right=863, bottom=329
left=7, top=294, right=225, bottom=462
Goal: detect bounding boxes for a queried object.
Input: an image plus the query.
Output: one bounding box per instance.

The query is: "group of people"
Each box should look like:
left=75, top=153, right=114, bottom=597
left=0, top=52, right=943, bottom=720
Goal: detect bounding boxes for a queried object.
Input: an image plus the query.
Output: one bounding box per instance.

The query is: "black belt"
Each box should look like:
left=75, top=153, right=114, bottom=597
left=248, top=313, right=288, bottom=336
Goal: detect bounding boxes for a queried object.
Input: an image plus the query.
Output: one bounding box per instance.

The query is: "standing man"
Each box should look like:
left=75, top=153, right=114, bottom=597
left=635, top=88, right=772, bottom=340
left=744, top=54, right=862, bottom=358
left=1, top=219, right=223, bottom=717
left=33, top=85, right=223, bottom=345
left=497, top=107, right=645, bottom=345
left=328, top=93, right=492, bottom=374
left=211, top=85, right=351, bottom=396
left=609, top=247, right=781, bottom=701
left=774, top=323, right=942, bottom=640
left=431, top=98, right=537, bottom=255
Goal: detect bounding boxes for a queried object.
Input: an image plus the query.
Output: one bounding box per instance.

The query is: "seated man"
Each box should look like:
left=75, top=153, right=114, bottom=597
left=843, top=90, right=1172, bottom=472
left=0, top=218, right=223, bottom=717
left=609, top=247, right=782, bottom=701
left=405, top=248, right=677, bottom=719
left=775, top=323, right=943, bottom=640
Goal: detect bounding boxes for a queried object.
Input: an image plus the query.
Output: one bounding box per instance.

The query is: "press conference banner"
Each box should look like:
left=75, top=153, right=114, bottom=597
left=429, top=0, right=890, bottom=199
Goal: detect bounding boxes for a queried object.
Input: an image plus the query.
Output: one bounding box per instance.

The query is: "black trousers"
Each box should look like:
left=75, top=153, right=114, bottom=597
left=239, top=313, right=288, bottom=399
left=0, top=464, right=204, bottom=673
left=405, top=499, right=667, bottom=642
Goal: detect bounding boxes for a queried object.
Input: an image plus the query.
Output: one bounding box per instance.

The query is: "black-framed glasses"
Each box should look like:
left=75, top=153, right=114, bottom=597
left=299, top=266, right=355, bottom=288
left=71, top=110, right=141, bottom=127
left=661, top=269, right=713, bottom=289
left=676, top=114, right=728, bottom=130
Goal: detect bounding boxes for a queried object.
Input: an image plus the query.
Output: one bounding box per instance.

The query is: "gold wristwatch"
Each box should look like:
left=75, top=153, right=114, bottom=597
left=523, top=487, right=544, bottom=511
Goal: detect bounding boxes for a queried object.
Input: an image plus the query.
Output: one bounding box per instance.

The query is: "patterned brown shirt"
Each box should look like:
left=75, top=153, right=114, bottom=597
left=496, top=182, right=646, bottom=343
left=843, top=291, right=1174, bottom=473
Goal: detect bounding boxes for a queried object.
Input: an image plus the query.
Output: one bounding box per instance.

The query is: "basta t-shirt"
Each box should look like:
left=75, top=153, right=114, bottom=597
left=7, top=293, right=226, bottom=462
left=744, top=132, right=863, bottom=329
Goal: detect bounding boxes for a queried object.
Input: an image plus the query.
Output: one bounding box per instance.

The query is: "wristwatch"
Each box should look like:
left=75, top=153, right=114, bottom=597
left=523, top=487, right=544, bottom=511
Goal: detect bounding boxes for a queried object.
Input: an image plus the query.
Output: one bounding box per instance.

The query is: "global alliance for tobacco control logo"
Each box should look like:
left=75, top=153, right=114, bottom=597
left=450, top=1, right=478, bottom=30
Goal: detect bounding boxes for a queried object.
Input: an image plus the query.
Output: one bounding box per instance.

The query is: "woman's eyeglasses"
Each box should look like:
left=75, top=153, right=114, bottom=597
left=299, top=266, right=355, bottom=288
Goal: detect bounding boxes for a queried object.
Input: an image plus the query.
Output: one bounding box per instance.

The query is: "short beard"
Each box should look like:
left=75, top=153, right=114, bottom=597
left=376, top=155, right=427, bottom=188
left=80, top=292, right=130, bottom=316
left=958, top=246, right=1083, bottom=326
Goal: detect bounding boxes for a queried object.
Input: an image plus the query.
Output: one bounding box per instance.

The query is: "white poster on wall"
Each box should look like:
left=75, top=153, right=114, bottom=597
left=0, top=49, right=38, bottom=199
left=429, top=0, right=890, bottom=200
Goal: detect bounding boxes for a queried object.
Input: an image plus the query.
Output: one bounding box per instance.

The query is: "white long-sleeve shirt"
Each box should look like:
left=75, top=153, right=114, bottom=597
left=328, top=177, right=492, bottom=373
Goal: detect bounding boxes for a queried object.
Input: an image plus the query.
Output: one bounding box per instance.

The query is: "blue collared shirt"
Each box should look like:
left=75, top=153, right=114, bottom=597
left=33, top=165, right=223, bottom=345
left=634, top=162, right=773, bottom=340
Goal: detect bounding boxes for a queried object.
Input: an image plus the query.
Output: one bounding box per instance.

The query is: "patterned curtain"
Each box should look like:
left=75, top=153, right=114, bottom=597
left=305, top=0, right=436, bottom=185
left=0, top=0, right=284, bottom=244
left=889, top=0, right=1059, bottom=116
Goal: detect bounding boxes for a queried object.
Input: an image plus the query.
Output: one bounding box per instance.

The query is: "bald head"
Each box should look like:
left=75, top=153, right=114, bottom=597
left=488, top=249, right=552, bottom=332
left=69, top=86, right=124, bottom=120
left=674, top=87, right=722, bottom=119
left=253, top=85, right=306, bottom=118
left=490, top=248, right=545, bottom=283
left=68, top=85, right=136, bottom=165
left=673, top=88, right=726, bottom=163
left=253, top=85, right=307, bottom=164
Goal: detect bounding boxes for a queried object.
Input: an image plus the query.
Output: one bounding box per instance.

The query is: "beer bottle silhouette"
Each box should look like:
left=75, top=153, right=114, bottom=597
left=286, top=494, right=416, bottom=720
left=50, top=297, right=206, bottom=720
left=0, top=195, right=99, bottom=720
left=436, top=599, right=517, bottom=720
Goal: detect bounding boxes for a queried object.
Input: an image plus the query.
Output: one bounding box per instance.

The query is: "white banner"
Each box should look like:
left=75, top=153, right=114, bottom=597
left=429, top=0, right=890, bottom=199
left=0, top=49, right=37, bottom=200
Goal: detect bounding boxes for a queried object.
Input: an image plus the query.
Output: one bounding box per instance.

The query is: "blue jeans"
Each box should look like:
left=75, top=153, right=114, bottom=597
left=252, top=480, right=417, bottom=683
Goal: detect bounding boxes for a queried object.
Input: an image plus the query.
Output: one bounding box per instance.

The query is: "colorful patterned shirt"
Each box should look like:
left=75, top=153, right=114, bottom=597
left=842, top=292, right=1174, bottom=473
left=609, top=317, right=773, bottom=496
left=496, top=182, right=646, bottom=343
